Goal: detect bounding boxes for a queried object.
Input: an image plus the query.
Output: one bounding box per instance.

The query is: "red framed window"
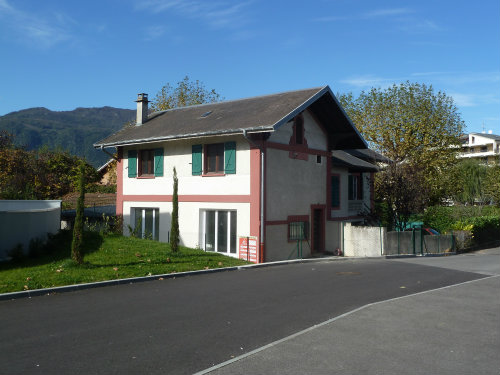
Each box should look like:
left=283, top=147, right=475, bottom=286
left=287, top=215, right=309, bottom=242
left=204, top=143, right=224, bottom=174
left=139, top=149, right=154, bottom=177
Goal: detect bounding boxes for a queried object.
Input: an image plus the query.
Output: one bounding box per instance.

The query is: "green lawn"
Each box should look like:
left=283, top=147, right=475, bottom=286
left=0, top=231, right=251, bottom=294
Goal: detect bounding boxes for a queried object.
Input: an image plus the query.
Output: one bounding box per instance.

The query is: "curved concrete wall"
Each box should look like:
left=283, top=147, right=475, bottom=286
left=0, top=200, right=61, bottom=260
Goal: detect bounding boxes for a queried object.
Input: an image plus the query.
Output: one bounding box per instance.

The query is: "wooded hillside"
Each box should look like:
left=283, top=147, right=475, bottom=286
left=0, top=107, right=134, bottom=167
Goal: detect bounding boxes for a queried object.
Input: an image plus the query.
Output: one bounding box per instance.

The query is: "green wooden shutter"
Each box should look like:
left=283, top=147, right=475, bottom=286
left=154, top=148, right=164, bottom=177
left=192, top=144, right=202, bottom=175
left=358, top=173, right=363, bottom=200
left=128, top=150, right=137, bottom=178
left=331, top=175, right=340, bottom=208
left=224, top=141, right=236, bottom=174
left=348, top=175, right=354, bottom=200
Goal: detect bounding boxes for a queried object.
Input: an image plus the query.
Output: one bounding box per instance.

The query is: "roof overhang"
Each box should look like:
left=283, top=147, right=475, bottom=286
left=331, top=150, right=379, bottom=172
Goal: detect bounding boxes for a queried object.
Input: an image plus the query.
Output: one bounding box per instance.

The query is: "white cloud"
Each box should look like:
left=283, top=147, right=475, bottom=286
left=364, top=8, right=413, bottom=18
left=449, top=93, right=476, bottom=107
left=340, top=75, right=396, bottom=88
left=136, top=0, right=253, bottom=29
left=0, top=0, right=74, bottom=49
left=313, top=7, right=413, bottom=22
left=145, top=25, right=167, bottom=40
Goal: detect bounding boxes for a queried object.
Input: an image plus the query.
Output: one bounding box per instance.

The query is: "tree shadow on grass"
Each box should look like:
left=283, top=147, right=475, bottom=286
left=0, top=230, right=104, bottom=271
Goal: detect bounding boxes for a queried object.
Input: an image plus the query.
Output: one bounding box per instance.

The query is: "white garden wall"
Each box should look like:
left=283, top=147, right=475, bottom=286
left=0, top=200, right=61, bottom=260
left=342, top=222, right=385, bottom=257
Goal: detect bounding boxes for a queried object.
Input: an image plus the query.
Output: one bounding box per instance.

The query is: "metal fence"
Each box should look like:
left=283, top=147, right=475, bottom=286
left=385, top=229, right=455, bottom=256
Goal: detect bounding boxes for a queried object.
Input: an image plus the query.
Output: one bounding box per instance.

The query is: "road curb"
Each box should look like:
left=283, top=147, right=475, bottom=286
left=0, top=256, right=350, bottom=301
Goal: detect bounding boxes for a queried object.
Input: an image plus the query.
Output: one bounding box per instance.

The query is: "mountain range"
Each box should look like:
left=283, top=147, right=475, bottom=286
left=0, top=106, right=135, bottom=167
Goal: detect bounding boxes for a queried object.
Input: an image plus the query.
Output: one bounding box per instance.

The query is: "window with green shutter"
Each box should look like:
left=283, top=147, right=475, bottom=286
left=224, top=141, right=236, bottom=174
left=154, top=148, right=164, bottom=177
left=128, top=150, right=137, bottom=178
left=192, top=144, right=202, bottom=175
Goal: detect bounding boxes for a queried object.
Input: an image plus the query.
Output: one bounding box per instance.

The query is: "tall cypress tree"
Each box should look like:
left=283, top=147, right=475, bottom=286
left=170, top=167, right=180, bottom=252
left=71, top=163, right=85, bottom=264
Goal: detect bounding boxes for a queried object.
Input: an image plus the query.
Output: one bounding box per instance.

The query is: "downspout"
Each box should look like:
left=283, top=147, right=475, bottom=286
left=242, top=129, right=265, bottom=263
left=99, top=145, right=119, bottom=161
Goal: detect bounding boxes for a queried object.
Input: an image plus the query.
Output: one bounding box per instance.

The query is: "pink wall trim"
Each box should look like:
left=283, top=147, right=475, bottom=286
left=121, top=194, right=252, bottom=203
left=249, top=146, right=262, bottom=263
left=116, top=148, right=124, bottom=216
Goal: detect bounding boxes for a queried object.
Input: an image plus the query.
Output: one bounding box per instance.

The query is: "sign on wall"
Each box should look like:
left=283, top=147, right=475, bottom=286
left=239, top=236, right=258, bottom=263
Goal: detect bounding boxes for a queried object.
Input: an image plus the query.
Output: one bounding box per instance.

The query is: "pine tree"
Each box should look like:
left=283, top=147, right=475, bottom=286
left=170, top=167, right=180, bottom=253
left=71, top=163, right=85, bottom=264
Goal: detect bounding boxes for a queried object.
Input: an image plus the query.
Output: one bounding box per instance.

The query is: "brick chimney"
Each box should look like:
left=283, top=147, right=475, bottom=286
left=135, top=93, right=149, bottom=126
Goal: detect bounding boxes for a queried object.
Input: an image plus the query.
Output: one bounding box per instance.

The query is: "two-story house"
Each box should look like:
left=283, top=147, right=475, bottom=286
left=94, top=86, right=380, bottom=262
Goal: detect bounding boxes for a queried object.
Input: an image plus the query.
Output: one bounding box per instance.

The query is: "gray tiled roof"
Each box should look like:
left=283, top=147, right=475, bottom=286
left=331, top=150, right=379, bottom=172
left=343, top=148, right=392, bottom=164
left=94, top=86, right=367, bottom=150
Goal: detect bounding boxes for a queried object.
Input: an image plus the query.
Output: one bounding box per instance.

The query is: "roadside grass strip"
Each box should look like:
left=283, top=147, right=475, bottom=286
left=0, top=231, right=250, bottom=294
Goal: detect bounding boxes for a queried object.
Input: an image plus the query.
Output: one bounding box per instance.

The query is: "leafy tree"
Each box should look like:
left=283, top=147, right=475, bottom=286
left=375, top=163, right=430, bottom=230
left=71, top=163, right=86, bottom=264
left=150, top=76, right=222, bottom=112
left=447, top=159, right=488, bottom=205
left=0, top=132, right=98, bottom=200
left=484, top=161, right=500, bottom=206
left=338, top=82, right=464, bottom=204
left=170, top=167, right=180, bottom=253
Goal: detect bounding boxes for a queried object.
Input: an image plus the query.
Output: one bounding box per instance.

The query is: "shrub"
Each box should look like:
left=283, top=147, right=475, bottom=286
left=452, top=216, right=500, bottom=246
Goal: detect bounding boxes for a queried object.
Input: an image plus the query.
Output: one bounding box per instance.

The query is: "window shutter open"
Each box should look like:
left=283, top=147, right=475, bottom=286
left=331, top=175, right=340, bottom=208
left=128, top=150, right=137, bottom=178
left=192, top=144, right=202, bottom=175
left=224, top=141, right=236, bottom=174
left=154, top=148, right=164, bottom=177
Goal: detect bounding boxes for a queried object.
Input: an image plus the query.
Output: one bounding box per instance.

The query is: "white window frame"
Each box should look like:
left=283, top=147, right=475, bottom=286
left=132, top=207, right=159, bottom=240
left=201, top=210, right=236, bottom=256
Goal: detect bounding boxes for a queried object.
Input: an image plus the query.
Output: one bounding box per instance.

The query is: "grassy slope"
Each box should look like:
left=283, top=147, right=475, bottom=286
left=0, top=231, right=250, bottom=294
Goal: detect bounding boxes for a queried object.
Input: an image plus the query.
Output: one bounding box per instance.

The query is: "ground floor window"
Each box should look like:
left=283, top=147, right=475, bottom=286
left=132, top=207, right=159, bottom=241
left=202, top=210, right=237, bottom=254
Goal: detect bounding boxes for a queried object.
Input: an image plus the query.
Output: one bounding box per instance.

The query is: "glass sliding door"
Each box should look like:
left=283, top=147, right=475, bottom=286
left=203, top=210, right=237, bottom=255
left=133, top=208, right=159, bottom=241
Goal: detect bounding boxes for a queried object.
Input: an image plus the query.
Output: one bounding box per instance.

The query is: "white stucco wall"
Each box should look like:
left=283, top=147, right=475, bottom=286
left=264, top=114, right=328, bottom=260
left=342, top=222, right=385, bottom=257
left=123, top=135, right=251, bottom=196
left=325, top=221, right=342, bottom=251
left=266, top=149, right=326, bottom=221
left=123, top=201, right=250, bottom=257
left=268, top=110, right=328, bottom=151
left=0, top=200, right=61, bottom=260
left=266, top=225, right=312, bottom=261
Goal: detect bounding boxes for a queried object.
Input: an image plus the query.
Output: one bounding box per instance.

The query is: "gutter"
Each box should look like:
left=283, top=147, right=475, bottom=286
left=94, top=126, right=274, bottom=149
left=100, top=145, right=119, bottom=161
left=242, top=129, right=265, bottom=263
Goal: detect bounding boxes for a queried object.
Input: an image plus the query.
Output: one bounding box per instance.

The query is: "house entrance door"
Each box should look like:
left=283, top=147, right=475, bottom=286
left=311, top=206, right=325, bottom=253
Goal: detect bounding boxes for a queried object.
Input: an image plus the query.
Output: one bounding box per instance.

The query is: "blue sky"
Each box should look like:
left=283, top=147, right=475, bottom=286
left=0, top=0, right=499, bottom=134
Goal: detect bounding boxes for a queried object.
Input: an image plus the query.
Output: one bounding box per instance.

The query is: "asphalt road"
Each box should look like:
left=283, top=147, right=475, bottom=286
left=0, top=253, right=496, bottom=375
